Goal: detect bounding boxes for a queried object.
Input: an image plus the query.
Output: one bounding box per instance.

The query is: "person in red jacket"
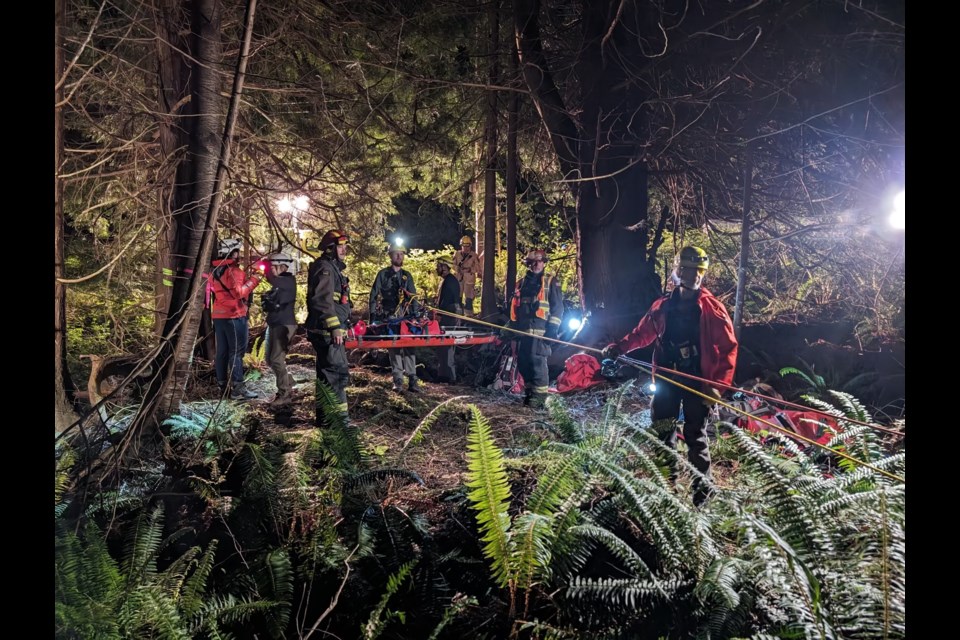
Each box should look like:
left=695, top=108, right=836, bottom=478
left=602, top=246, right=738, bottom=505
left=210, top=238, right=261, bottom=400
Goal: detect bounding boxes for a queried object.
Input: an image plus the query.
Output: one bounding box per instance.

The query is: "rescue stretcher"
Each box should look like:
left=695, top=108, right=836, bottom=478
left=343, top=315, right=498, bottom=350
left=344, top=331, right=498, bottom=350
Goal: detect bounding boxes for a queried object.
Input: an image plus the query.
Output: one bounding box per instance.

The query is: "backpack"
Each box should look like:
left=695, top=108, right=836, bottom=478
left=261, top=287, right=284, bottom=313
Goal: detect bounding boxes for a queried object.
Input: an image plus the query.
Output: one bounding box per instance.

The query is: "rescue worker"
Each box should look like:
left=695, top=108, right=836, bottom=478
left=506, top=248, right=563, bottom=408
left=453, top=235, right=482, bottom=316
left=602, top=246, right=738, bottom=506
left=434, top=257, right=462, bottom=384
left=306, top=230, right=352, bottom=426
left=370, top=243, right=422, bottom=392
left=210, top=238, right=260, bottom=400
left=262, top=253, right=298, bottom=406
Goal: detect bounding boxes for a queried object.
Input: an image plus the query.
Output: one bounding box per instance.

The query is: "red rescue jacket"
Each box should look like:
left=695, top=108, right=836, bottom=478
left=209, top=259, right=260, bottom=320
left=613, top=287, right=738, bottom=390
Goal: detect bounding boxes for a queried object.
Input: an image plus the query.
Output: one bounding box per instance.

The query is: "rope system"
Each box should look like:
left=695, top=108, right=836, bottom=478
left=422, top=304, right=905, bottom=483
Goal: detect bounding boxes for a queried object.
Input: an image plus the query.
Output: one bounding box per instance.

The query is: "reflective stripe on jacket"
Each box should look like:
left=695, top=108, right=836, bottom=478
left=509, top=272, right=563, bottom=331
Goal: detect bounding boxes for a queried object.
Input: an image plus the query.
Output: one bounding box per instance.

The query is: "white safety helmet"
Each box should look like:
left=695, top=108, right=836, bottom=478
left=218, top=238, right=242, bottom=259
left=270, top=253, right=295, bottom=270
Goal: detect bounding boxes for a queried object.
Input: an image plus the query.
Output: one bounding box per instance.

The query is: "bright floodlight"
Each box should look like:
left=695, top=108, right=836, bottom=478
left=889, top=189, right=905, bottom=229
left=277, top=197, right=293, bottom=213
left=647, top=382, right=657, bottom=393
left=293, top=195, right=309, bottom=211
left=567, top=317, right=582, bottom=331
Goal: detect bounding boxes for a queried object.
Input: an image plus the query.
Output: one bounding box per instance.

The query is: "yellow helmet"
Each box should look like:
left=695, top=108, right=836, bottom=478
left=387, top=242, right=406, bottom=255
left=677, top=246, right=709, bottom=270
left=459, top=235, right=473, bottom=246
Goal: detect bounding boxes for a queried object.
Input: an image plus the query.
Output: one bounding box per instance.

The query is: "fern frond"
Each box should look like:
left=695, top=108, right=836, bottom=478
left=120, top=503, right=166, bottom=590
left=401, top=395, right=470, bottom=451
left=180, top=541, right=217, bottom=618
left=464, top=404, right=514, bottom=587
left=427, top=594, right=478, bottom=640
left=118, top=584, right=191, bottom=639
left=317, top=381, right=368, bottom=470
left=779, top=366, right=823, bottom=390
left=725, top=426, right=830, bottom=568
left=343, top=469, right=425, bottom=493
left=544, top=395, right=582, bottom=443
left=525, top=445, right=588, bottom=516
left=568, top=523, right=657, bottom=581
left=256, top=548, right=293, bottom=637
left=362, top=561, right=415, bottom=640
left=510, top=512, right=556, bottom=591
left=156, top=545, right=201, bottom=600
left=566, top=575, right=680, bottom=609
left=575, top=446, right=694, bottom=570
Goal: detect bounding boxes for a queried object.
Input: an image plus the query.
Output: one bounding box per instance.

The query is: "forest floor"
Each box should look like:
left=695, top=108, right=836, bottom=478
left=191, top=336, right=733, bottom=507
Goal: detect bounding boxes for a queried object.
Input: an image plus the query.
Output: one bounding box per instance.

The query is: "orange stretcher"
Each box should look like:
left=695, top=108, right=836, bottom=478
left=345, top=330, right=498, bottom=350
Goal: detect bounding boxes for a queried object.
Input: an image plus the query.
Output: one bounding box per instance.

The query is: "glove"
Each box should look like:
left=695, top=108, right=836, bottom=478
left=703, top=387, right=723, bottom=407
left=601, top=343, right=621, bottom=360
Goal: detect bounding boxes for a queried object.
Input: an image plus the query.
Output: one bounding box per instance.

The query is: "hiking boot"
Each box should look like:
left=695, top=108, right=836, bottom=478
left=407, top=377, right=421, bottom=393
left=392, top=382, right=405, bottom=393
left=271, top=390, right=293, bottom=406
left=528, top=394, right=547, bottom=410
left=231, top=383, right=257, bottom=400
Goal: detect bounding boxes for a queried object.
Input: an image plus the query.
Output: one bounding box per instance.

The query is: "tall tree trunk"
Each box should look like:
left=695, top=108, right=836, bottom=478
left=515, top=0, right=661, bottom=339
left=55, top=0, right=79, bottom=432
left=734, top=144, right=753, bottom=338
left=119, top=0, right=257, bottom=444
left=154, top=0, right=226, bottom=415
left=481, top=0, right=500, bottom=318
left=504, top=38, right=519, bottom=308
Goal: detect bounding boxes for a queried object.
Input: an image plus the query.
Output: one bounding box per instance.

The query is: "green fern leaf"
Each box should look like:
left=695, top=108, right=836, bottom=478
left=464, top=404, right=514, bottom=587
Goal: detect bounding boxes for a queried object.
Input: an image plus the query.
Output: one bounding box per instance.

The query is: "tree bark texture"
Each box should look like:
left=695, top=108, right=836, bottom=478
left=481, top=0, right=500, bottom=318
left=505, top=38, right=519, bottom=308
left=734, top=145, right=753, bottom=338
left=514, top=0, right=662, bottom=339
left=55, top=0, right=79, bottom=432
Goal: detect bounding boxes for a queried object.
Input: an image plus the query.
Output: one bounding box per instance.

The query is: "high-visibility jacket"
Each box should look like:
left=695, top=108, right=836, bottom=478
left=209, top=259, right=260, bottom=320
left=509, top=271, right=563, bottom=334
left=612, top=287, right=738, bottom=389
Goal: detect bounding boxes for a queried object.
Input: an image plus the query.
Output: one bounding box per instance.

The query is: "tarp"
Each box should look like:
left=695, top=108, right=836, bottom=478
left=554, top=354, right=608, bottom=393
left=730, top=393, right=841, bottom=445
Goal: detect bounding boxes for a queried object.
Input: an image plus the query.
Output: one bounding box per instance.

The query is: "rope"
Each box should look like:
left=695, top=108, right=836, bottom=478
left=615, top=355, right=902, bottom=435
left=616, top=355, right=904, bottom=483
left=422, top=304, right=905, bottom=483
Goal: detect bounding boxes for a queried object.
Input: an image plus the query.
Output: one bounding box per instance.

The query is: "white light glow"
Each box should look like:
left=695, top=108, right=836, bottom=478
left=277, top=197, right=293, bottom=213
left=647, top=382, right=657, bottom=393
left=889, top=189, right=905, bottom=229
left=394, top=237, right=405, bottom=246
left=293, top=195, right=309, bottom=211
left=567, top=317, right=582, bottom=331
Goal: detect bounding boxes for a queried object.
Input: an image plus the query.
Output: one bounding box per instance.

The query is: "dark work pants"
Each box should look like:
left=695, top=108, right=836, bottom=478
left=651, top=374, right=712, bottom=503
left=266, top=324, right=296, bottom=395
left=518, top=336, right=550, bottom=405
left=214, top=317, right=249, bottom=388
left=309, top=332, right=349, bottom=427
left=437, top=346, right=456, bottom=382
